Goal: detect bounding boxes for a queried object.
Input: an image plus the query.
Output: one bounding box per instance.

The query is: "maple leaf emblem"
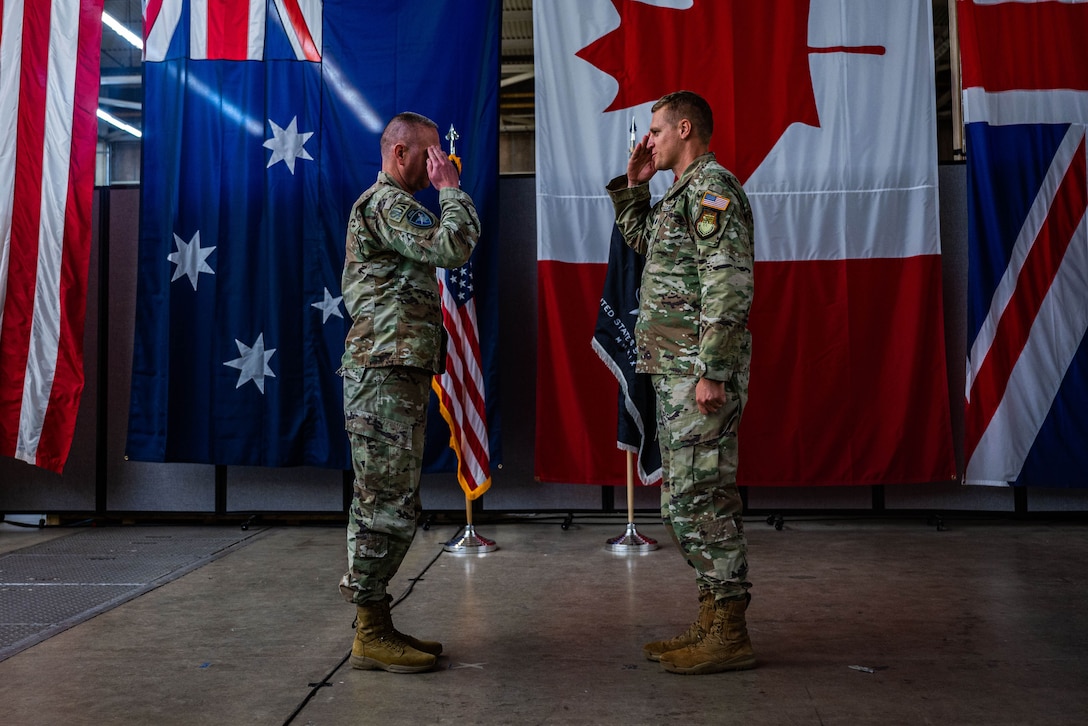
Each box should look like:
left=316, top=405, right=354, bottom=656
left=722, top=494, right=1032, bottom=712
left=576, top=0, right=884, bottom=183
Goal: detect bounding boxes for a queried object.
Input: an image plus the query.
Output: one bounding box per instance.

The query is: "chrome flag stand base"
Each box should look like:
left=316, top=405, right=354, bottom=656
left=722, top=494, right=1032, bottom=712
left=444, top=524, right=497, bottom=555
left=606, top=522, right=659, bottom=553
left=607, top=452, right=659, bottom=553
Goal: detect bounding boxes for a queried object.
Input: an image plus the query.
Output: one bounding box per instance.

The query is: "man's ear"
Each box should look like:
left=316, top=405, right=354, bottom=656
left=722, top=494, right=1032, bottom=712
left=678, top=119, right=692, bottom=140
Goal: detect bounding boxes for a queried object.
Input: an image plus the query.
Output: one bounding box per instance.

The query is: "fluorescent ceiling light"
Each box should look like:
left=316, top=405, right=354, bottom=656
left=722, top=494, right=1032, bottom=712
left=97, top=108, right=142, bottom=138
left=102, top=12, right=143, bottom=50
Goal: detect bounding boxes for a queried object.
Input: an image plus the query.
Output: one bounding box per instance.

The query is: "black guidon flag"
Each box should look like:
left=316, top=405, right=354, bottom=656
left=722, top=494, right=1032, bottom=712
left=591, top=224, right=662, bottom=485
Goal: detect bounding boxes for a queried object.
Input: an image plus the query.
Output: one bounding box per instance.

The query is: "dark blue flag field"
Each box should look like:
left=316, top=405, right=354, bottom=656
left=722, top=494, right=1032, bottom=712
left=128, top=0, right=501, bottom=471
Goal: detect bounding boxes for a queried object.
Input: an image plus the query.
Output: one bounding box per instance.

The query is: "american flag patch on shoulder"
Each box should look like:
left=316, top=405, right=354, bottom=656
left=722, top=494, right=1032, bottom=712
left=701, top=191, right=730, bottom=211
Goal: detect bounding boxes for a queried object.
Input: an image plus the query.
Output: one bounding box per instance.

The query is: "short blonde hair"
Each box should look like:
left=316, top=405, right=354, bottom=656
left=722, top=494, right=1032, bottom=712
left=652, top=91, right=713, bottom=143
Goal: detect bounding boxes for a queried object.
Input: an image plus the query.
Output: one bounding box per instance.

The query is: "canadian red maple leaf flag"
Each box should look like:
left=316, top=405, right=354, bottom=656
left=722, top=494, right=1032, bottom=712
left=534, top=0, right=956, bottom=486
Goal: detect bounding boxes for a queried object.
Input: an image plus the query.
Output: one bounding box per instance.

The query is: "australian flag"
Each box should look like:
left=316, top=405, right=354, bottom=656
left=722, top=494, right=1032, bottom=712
left=128, top=0, right=501, bottom=469
left=960, top=0, right=1088, bottom=487
left=592, top=224, right=662, bottom=486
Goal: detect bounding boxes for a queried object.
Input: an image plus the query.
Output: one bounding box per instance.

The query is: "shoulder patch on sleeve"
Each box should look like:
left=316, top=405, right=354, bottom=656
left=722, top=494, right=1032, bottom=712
left=696, top=208, right=720, bottom=239
left=388, top=202, right=409, bottom=222
left=700, top=191, right=730, bottom=211
left=407, top=208, right=436, bottom=229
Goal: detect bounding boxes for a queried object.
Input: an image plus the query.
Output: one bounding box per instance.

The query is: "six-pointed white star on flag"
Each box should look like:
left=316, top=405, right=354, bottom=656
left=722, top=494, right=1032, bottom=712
left=167, top=231, right=216, bottom=290
left=263, top=116, right=314, bottom=174
left=312, top=287, right=344, bottom=323
left=224, top=333, right=277, bottom=393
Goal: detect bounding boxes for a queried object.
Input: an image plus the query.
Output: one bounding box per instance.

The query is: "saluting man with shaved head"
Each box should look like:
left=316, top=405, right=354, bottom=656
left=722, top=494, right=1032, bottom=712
left=338, top=112, right=479, bottom=674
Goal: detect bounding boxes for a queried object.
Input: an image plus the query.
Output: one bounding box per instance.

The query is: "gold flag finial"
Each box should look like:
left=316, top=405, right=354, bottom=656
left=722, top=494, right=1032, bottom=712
left=446, top=124, right=462, bottom=173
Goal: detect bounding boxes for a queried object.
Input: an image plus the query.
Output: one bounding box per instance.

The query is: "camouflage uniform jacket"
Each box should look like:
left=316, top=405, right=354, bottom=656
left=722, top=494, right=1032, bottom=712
left=342, top=171, right=479, bottom=374
left=606, top=153, right=754, bottom=380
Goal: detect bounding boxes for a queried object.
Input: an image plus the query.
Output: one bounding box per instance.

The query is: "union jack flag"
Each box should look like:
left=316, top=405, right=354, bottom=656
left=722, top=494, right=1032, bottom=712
left=960, top=0, right=1088, bottom=487
left=143, top=0, right=321, bottom=62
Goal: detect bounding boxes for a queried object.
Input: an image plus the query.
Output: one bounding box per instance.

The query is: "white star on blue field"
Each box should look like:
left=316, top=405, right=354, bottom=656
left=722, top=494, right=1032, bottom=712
left=224, top=333, right=277, bottom=393
left=312, top=287, right=344, bottom=323
left=167, top=231, right=216, bottom=290
left=263, top=116, right=314, bottom=174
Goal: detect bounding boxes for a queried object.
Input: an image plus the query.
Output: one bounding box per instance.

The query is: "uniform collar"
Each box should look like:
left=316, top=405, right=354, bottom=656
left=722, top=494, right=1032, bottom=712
left=663, top=153, right=715, bottom=202
left=377, top=170, right=406, bottom=190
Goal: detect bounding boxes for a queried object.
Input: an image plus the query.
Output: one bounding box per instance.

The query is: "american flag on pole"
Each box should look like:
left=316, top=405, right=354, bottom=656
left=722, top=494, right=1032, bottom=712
left=432, top=262, right=491, bottom=500
left=0, top=0, right=104, bottom=472
left=960, top=0, right=1088, bottom=487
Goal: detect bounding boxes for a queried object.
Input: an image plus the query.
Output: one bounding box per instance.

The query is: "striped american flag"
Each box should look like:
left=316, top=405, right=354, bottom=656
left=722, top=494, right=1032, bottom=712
left=432, top=261, right=491, bottom=499
left=0, top=0, right=103, bottom=472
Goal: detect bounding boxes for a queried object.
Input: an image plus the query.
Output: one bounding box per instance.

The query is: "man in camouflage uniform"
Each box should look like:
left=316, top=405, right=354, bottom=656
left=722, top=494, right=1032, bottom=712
left=339, top=111, right=479, bottom=673
left=606, top=90, right=756, bottom=674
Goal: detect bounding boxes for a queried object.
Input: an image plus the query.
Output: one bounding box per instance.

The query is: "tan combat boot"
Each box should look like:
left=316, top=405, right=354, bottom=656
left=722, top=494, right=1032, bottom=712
left=350, top=600, right=437, bottom=673
left=368, top=595, right=443, bottom=656
left=659, top=593, right=756, bottom=674
left=643, top=590, right=715, bottom=661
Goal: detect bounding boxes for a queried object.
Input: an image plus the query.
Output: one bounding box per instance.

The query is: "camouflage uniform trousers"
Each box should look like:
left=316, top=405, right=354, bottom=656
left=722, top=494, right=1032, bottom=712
left=338, top=365, right=431, bottom=606
left=652, top=372, right=750, bottom=600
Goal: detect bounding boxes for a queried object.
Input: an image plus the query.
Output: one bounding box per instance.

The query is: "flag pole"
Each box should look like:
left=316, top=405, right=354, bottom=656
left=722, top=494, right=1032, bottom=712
left=606, top=452, right=659, bottom=552
left=444, top=492, right=497, bottom=554
left=436, top=121, right=495, bottom=555
left=604, top=116, right=658, bottom=553
left=948, top=0, right=964, bottom=160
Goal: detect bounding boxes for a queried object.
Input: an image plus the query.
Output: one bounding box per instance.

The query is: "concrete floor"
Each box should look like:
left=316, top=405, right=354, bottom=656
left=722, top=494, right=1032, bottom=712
left=0, top=515, right=1086, bottom=725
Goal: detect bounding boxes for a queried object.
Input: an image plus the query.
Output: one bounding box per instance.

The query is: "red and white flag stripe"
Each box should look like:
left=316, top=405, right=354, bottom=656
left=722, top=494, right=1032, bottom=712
left=191, top=0, right=265, bottom=61
left=143, top=0, right=182, bottom=62
left=960, top=0, right=1088, bottom=125
left=0, top=0, right=103, bottom=472
left=273, top=0, right=321, bottom=62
